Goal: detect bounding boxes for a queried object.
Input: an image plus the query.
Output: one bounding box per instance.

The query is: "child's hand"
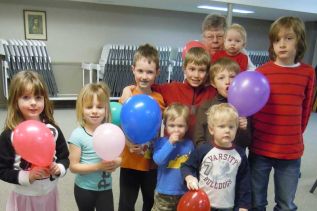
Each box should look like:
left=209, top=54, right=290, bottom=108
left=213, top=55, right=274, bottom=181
left=126, top=139, right=143, bottom=155
left=239, top=208, right=248, bottom=211
left=99, top=157, right=122, bottom=173
left=239, top=117, right=248, bottom=130
left=169, top=133, right=181, bottom=144
left=185, top=175, right=199, bottom=190
left=121, top=85, right=136, bottom=102
left=29, top=166, right=50, bottom=183
left=49, top=162, right=61, bottom=176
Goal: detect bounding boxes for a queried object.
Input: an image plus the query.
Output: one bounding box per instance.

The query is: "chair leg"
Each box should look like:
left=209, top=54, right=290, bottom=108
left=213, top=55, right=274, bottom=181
left=310, top=179, right=317, bottom=193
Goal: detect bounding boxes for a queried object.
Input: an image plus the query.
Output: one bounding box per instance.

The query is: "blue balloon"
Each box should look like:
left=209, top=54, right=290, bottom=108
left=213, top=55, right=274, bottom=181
left=120, top=94, right=162, bottom=144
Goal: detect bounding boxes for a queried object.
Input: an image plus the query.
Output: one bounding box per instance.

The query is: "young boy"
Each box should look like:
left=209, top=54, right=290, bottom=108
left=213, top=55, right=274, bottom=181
left=250, top=16, right=316, bottom=211
left=122, top=47, right=217, bottom=139
left=194, top=57, right=251, bottom=148
left=118, top=43, right=165, bottom=211
left=212, top=24, right=249, bottom=71
left=181, top=103, right=251, bottom=211
left=152, top=103, right=194, bottom=211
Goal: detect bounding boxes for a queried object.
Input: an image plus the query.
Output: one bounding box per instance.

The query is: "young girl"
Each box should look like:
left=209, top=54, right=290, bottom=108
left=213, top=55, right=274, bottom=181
left=68, top=82, right=121, bottom=211
left=0, top=70, right=69, bottom=211
left=152, top=103, right=194, bottom=211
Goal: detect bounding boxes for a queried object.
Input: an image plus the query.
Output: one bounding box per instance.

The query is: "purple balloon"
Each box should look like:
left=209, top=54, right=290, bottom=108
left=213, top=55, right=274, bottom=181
left=228, top=71, right=270, bottom=117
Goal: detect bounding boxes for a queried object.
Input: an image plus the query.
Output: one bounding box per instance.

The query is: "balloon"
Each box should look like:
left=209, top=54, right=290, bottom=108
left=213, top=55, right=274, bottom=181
left=12, top=120, right=55, bottom=167
left=182, top=40, right=207, bottom=60
left=177, top=190, right=211, bottom=211
left=228, top=71, right=270, bottom=117
left=93, top=123, right=125, bottom=161
left=120, top=94, right=162, bottom=144
left=110, top=102, right=122, bottom=126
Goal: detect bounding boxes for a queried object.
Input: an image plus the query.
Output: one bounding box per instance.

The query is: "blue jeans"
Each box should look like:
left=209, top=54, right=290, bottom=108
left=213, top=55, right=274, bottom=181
left=249, top=153, right=301, bottom=211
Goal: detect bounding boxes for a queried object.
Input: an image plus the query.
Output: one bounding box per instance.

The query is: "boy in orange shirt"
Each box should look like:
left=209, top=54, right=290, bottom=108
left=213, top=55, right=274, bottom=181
left=118, top=43, right=165, bottom=211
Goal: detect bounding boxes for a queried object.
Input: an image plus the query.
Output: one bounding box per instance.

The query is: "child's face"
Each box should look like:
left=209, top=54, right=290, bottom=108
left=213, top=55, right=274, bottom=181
left=208, top=119, right=237, bottom=148
left=212, top=69, right=236, bottom=98
left=166, top=116, right=188, bottom=141
left=83, top=94, right=107, bottom=129
left=132, top=57, right=158, bottom=91
left=224, top=29, right=245, bottom=56
left=184, top=62, right=208, bottom=87
left=18, top=88, right=44, bottom=121
left=273, top=27, right=297, bottom=65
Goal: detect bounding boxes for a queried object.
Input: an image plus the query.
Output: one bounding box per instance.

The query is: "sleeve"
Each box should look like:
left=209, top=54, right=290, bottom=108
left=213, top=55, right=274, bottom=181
left=193, top=101, right=210, bottom=147
left=301, top=68, right=316, bottom=132
left=235, top=117, right=252, bottom=148
left=54, top=126, right=70, bottom=174
left=242, top=54, right=249, bottom=71
left=242, top=48, right=256, bottom=70
left=151, top=83, right=173, bottom=98
left=234, top=149, right=251, bottom=209
left=0, top=130, right=20, bottom=184
left=181, top=144, right=209, bottom=181
left=68, top=128, right=82, bottom=147
left=153, top=137, right=175, bottom=166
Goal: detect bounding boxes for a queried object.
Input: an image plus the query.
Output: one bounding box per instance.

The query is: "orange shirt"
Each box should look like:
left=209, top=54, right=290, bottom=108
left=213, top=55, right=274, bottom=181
left=119, top=88, right=165, bottom=171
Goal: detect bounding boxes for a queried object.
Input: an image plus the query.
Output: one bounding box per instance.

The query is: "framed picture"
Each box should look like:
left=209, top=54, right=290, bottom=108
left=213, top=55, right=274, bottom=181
left=23, top=10, right=47, bottom=40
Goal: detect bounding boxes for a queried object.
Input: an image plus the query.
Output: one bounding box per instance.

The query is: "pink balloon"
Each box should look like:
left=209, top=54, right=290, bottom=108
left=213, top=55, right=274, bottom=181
left=13, top=120, right=55, bottom=167
left=93, top=123, right=125, bottom=161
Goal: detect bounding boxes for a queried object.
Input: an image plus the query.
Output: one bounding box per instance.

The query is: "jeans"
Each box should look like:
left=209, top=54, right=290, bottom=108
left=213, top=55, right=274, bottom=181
left=249, top=153, right=301, bottom=211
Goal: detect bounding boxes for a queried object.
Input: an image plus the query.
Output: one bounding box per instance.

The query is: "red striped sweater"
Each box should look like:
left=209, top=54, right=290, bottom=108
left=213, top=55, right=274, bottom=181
left=251, top=61, right=315, bottom=159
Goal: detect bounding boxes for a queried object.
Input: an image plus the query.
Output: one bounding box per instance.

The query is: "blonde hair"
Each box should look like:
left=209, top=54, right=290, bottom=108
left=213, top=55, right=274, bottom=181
left=268, top=16, right=306, bottom=63
left=163, top=103, right=190, bottom=126
left=133, top=43, right=159, bottom=70
left=76, top=82, right=111, bottom=127
left=226, top=23, right=247, bottom=44
left=5, top=70, right=54, bottom=130
left=202, top=14, right=227, bottom=32
left=206, top=103, right=239, bottom=128
left=210, top=57, right=240, bottom=84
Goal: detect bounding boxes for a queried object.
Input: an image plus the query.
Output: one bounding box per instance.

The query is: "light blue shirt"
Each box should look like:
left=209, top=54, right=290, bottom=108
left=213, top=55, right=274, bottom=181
left=68, top=127, right=112, bottom=191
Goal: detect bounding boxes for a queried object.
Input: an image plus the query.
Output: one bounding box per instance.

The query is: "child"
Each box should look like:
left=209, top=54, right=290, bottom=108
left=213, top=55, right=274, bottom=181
left=194, top=57, right=251, bottom=148
left=212, top=24, right=248, bottom=71
left=68, top=82, right=121, bottom=211
left=122, top=46, right=217, bottom=139
left=181, top=103, right=251, bottom=211
left=249, top=16, right=316, bottom=211
left=201, top=14, right=255, bottom=70
left=118, top=43, right=165, bottom=211
left=152, top=103, right=194, bottom=211
left=0, top=70, right=69, bottom=211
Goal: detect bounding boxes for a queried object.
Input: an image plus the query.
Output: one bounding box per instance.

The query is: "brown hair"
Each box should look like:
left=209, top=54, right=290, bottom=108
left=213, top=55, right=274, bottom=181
left=76, top=82, right=111, bottom=127
left=268, top=16, right=306, bottom=63
left=5, top=70, right=54, bottom=130
left=209, top=57, right=240, bottom=84
left=133, top=43, right=160, bottom=70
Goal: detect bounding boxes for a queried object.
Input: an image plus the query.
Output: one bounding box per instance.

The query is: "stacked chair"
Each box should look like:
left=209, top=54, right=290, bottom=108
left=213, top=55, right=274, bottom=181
left=0, top=39, right=58, bottom=98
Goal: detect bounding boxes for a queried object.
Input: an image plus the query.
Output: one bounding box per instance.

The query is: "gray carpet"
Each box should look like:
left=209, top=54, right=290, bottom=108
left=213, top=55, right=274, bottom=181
left=0, top=109, right=316, bottom=210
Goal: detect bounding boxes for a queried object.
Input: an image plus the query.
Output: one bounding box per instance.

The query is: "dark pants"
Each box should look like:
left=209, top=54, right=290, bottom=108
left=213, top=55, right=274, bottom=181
left=118, top=168, right=157, bottom=211
left=74, top=184, right=114, bottom=211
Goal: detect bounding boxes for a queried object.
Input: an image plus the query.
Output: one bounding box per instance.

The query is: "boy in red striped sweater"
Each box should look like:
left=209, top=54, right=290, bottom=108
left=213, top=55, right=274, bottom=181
left=249, top=16, right=316, bottom=211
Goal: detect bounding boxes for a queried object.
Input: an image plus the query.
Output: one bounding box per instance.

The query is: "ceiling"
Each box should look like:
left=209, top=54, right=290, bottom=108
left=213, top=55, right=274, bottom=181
left=66, top=0, right=317, bottom=21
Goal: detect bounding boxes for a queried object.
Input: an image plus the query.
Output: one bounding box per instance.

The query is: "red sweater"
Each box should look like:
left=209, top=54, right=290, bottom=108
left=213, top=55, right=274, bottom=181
left=251, top=61, right=315, bottom=159
left=152, top=81, right=217, bottom=139
left=212, top=50, right=248, bottom=71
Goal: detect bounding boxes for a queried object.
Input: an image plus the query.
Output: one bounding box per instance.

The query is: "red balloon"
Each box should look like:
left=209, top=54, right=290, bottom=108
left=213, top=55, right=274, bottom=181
left=13, top=120, right=55, bottom=167
left=182, top=40, right=207, bottom=60
left=177, top=189, right=211, bottom=211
